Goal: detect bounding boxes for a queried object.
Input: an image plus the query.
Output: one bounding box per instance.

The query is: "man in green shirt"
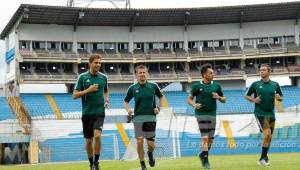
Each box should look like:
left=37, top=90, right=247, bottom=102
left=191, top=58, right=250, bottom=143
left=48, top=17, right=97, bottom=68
left=188, top=64, right=226, bottom=169
left=124, top=65, right=163, bottom=170
left=73, top=54, right=109, bottom=170
left=245, top=64, right=283, bottom=166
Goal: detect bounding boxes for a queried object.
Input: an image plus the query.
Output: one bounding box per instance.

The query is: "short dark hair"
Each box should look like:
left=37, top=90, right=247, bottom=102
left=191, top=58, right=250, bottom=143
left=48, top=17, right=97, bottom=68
left=89, top=54, right=101, bottom=63
left=135, top=65, right=148, bottom=73
left=200, top=64, right=213, bottom=76
left=260, top=64, right=271, bottom=72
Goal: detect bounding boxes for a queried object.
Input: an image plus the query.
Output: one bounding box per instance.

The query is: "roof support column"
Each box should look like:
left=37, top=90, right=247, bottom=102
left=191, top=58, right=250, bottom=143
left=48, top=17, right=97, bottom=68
left=183, top=11, right=190, bottom=52
left=240, top=59, right=245, bottom=69
left=239, top=11, right=244, bottom=49
left=183, top=31, right=188, bottom=52
left=58, top=42, right=62, bottom=52
left=72, top=31, right=78, bottom=53
left=29, top=40, right=32, bottom=52
left=5, top=37, right=9, bottom=53
left=128, top=32, right=134, bottom=53
left=296, top=55, right=300, bottom=65
left=184, top=62, right=190, bottom=72
left=144, top=42, right=147, bottom=53
left=295, top=24, right=299, bottom=46
left=13, top=30, right=20, bottom=84
left=15, top=30, right=19, bottom=52
left=129, top=12, right=139, bottom=53
left=198, top=41, right=202, bottom=52
left=15, top=36, right=21, bottom=84
left=74, top=63, right=78, bottom=74
left=239, top=28, right=244, bottom=49
left=87, top=42, right=91, bottom=53
left=115, top=42, right=118, bottom=53
left=129, top=63, right=134, bottom=74
left=295, top=11, right=300, bottom=46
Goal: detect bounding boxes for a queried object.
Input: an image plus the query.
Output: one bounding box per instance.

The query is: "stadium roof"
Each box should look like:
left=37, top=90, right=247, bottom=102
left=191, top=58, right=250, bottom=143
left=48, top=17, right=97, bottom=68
left=1, top=1, right=300, bottom=39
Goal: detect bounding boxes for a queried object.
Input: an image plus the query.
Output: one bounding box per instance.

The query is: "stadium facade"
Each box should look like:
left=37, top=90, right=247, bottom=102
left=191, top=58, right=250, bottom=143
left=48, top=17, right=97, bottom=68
left=1, top=2, right=300, bottom=93
left=0, top=2, right=300, bottom=165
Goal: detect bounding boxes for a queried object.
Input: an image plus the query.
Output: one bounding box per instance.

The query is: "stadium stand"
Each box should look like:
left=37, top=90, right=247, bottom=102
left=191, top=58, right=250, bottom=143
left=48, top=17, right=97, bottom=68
left=19, top=86, right=300, bottom=119
left=0, top=97, right=16, bottom=120
left=21, top=94, right=56, bottom=119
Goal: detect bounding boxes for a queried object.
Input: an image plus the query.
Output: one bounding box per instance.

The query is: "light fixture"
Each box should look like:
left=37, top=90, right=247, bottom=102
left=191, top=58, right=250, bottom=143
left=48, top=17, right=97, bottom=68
left=110, top=66, right=114, bottom=70
left=79, top=12, right=85, bottom=19
left=23, top=14, right=29, bottom=19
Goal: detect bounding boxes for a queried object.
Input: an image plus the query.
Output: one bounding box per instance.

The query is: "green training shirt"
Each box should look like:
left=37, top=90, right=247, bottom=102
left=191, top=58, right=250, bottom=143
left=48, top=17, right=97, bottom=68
left=124, top=81, right=163, bottom=122
left=246, top=79, right=283, bottom=118
left=190, top=81, right=224, bottom=116
left=74, top=71, right=108, bottom=117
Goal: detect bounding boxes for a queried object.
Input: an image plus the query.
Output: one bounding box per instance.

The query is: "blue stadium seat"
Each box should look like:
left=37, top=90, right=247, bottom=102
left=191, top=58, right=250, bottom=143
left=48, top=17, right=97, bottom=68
left=20, top=86, right=300, bottom=118
left=0, top=97, right=16, bottom=120
left=21, top=94, right=55, bottom=118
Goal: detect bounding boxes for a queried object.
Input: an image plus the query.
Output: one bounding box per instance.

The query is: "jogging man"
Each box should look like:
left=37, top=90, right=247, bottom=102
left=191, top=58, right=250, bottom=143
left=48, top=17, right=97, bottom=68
left=73, top=54, right=109, bottom=170
left=188, top=64, right=226, bottom=169
left=124, top=65, right=163, bottom=170
left=245, top=64, right=283, bottom=166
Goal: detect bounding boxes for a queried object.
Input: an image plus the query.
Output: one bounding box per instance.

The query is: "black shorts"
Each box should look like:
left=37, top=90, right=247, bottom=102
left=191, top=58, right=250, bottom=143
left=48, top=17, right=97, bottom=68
left=82, top=114, right=105, bottom=139
left=255, top=116, right=275, bottom=134
left=196, top=116, right=216, bottom=138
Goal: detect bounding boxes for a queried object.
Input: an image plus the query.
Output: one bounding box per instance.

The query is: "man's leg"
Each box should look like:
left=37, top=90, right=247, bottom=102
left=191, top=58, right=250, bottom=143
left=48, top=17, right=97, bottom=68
left=86, top=138, right=94, bottom=169
left=207, top=137, right=214, bottom=151
left=147, top=138, right=155, bottom=167
left=82, top=115, right=94, bottom=169
left=136, top=137, right=146, bottom=169
left=258, top=117, right=275, bottom=166
left=93, top=116, right=104, bottom=170
left=201, top=135, right=209, bottom=156
left=147, top=139, right=155, bottom=152
left=94, top=129, right=102, bottom=165
left=261, top=128, right=272, bottom=160
left=197, top=116, right=215, bottom=169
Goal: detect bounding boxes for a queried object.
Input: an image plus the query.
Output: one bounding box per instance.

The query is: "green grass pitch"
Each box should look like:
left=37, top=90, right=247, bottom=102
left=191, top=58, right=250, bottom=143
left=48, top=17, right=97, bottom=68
left=1, top=153, right=299, bottom=170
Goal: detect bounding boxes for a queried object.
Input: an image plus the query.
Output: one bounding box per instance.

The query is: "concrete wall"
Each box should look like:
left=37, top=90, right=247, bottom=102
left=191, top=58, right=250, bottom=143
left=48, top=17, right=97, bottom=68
left=5, top=32, right=16, bottom=83
left=243, top=20, right=295, bottom=38
left=18, top=19, right=297, bottom=43
left=77, top=26, right=130, bottom=42
left=19, top=24, right=73, bottom=41
left=188, top=23, right=240, bottom=41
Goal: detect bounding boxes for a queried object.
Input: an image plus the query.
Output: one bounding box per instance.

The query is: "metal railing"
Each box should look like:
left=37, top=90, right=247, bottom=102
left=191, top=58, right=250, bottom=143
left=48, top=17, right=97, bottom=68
left=18, top=44, right=299, bottom=61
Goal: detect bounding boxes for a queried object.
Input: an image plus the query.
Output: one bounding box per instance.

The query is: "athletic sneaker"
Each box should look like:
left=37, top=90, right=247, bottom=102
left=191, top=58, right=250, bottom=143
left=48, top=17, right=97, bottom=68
left=204, top=159, right=211, bottom=169
left=141, top=166, right=147, bottom=170
left=89, top=164, right=93, bottom=170
left=94, top=162, right=100, bottom=170
left=198, top=152, right=206, bottom=168
left=258, top=157, right=270, bottom=166
left=198, top=152, right=210, bottom=169
left=147, top=151, right=155, bottom=167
